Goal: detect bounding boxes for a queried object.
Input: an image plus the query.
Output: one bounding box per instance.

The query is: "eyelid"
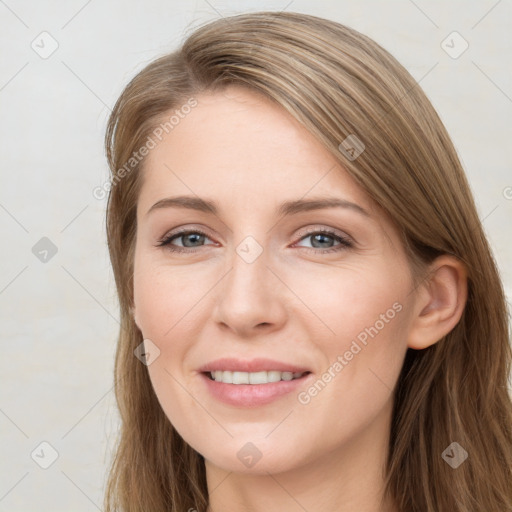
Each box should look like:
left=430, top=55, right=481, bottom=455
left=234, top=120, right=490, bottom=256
left=157, top=224, right=352, bottom=245
left=156, top=225, right=216, bottom=246
left=294, top=225, right=352, bottom=242
left=156, top=224, right=355, bottom=256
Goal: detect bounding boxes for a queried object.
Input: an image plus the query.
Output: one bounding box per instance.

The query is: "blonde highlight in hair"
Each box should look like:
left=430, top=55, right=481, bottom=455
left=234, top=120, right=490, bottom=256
left=104, top=11, right=512, bottom=511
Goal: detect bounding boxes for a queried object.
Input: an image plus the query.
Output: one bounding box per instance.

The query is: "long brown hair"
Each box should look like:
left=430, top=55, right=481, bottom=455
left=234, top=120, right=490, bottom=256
left=103, top=11, right=512, bottom=511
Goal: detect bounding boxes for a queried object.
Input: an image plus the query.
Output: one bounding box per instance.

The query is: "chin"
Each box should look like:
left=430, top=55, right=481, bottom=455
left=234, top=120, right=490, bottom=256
left=202, top=440, right=305, bottom=476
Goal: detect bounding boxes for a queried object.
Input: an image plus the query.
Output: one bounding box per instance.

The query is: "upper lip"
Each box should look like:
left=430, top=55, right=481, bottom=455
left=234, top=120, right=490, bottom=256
left=198, top=357, right=311, bottom=374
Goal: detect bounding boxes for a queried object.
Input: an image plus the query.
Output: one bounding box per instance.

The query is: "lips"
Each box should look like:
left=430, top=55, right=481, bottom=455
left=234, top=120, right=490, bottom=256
left=199, top=369, right=314, bottom=407
left=197, top=357, right=314, bottom=406
left=197, top=357, right=311, bottom=374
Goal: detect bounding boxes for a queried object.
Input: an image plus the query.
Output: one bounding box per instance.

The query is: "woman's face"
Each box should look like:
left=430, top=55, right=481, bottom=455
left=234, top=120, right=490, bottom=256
left=133, top=86, right=418, bottom=475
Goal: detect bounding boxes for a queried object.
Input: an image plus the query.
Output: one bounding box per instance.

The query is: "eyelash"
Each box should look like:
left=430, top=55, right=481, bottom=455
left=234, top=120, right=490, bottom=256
left=155, top=227, right=353, bottom=255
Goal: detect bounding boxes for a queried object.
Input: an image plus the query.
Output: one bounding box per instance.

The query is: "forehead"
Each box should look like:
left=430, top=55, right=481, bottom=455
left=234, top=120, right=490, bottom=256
left=138, top=86, right=375, bottom=216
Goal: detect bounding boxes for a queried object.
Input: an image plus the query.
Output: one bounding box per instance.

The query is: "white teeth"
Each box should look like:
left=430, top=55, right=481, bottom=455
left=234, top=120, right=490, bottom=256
left=209, top=370, right=307, bottom=384
left=249, top=371, right=267, bottom=384
left=232, top=371, right=249, bottom=384
left=267, top=371, right=282, bottom=383
left=222, top=370, right=233, bottom=383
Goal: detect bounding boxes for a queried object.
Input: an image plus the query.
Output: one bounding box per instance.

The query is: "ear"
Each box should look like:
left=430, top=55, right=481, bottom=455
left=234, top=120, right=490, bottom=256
left=407, top=255, right=468, bottom=350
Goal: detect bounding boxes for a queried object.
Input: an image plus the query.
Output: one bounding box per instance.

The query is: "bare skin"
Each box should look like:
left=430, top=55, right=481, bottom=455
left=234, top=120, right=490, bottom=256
left=132, top=86, right=467, bottom=512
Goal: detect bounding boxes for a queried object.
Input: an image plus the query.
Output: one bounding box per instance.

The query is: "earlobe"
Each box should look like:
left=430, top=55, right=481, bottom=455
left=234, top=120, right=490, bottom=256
left=407, top=255, right=468, bottom=350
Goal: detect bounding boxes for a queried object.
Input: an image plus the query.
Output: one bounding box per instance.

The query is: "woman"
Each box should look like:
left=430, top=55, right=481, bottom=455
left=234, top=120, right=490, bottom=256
left=103, top=11, right=512, bottom=512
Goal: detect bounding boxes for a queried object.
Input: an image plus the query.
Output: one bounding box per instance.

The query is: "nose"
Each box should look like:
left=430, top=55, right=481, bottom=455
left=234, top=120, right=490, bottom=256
left=211, top=241, right=287, bottom=338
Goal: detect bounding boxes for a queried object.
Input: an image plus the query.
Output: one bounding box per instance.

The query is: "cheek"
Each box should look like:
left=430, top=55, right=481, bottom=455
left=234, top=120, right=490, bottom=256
left=293, top=263, right=410, bottom=407
left=132, top=264, right=209, bottom=428
left=291, top=261, right=408, bottom=345
left=133, top=259, right=209, bottom=338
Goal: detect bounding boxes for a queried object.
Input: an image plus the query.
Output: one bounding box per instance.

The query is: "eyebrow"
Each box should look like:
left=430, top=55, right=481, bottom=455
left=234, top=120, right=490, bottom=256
left=145, top=195, right=370, bottom=218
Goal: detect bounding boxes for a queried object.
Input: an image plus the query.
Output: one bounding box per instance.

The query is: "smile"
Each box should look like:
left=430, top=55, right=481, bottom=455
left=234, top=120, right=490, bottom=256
left=208, top=370, right=309, bottom=384
left=200, top=371, right=313, bottom=407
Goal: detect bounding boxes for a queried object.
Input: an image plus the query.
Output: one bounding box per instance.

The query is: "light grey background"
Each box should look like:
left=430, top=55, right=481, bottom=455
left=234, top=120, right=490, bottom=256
left=1, top=0, right=510, bottom=510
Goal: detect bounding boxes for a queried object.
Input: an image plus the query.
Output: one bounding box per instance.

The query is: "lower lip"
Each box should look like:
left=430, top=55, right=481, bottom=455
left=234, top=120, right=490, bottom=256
left=200, top=372, right=312, bottom=407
